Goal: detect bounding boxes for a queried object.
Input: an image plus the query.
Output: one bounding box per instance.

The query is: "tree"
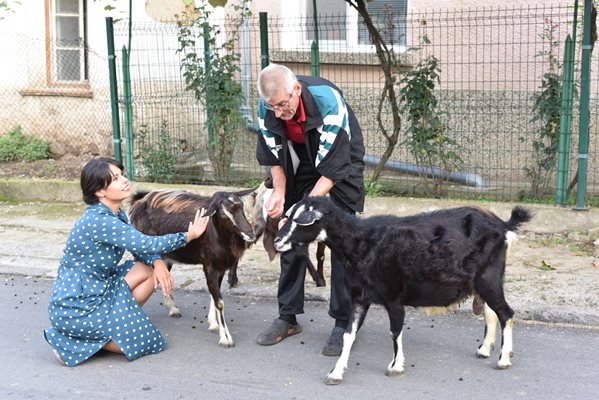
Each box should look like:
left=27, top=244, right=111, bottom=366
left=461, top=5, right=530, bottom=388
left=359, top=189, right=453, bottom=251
left=345, top=0, right=403, bottom=182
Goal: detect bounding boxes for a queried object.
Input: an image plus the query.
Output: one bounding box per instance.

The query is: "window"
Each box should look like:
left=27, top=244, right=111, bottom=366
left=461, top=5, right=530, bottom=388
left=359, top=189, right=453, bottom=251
left=47, top=0, right=88, bottom=84
left=356, top=0, right=407, bottom=49
left=282, top=0, right=408, bottom=52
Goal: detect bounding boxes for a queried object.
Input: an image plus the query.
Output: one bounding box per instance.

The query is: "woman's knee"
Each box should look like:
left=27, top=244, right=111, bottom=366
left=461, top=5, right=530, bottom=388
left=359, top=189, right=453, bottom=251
left=124, top=261, right=153, bottom=289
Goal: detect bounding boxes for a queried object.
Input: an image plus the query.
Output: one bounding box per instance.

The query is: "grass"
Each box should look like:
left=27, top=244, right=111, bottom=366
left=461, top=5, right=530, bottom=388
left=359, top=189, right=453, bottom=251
left=0, top=201, right=83, bottom=219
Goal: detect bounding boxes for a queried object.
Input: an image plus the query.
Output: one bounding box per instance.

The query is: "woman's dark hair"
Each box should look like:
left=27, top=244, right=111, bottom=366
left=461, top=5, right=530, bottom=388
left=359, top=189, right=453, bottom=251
left=80, top=157, right=124, bottom=205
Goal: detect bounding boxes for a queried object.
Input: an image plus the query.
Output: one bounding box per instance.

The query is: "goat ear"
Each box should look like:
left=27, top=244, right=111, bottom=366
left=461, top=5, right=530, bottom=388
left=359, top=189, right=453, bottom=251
left=262, top=217, right=279, bottom=261
left=294, top=210, right=323, bottom=226
left=204, top=203, right=218, bottom=217
left=235, top=187, right=257, bottom=198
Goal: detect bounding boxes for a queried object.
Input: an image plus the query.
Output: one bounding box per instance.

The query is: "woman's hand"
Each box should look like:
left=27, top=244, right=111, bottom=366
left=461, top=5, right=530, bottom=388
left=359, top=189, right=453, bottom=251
left=152, top=259, right=173, bottom=296
left=187, top=208, right=209, bottom=242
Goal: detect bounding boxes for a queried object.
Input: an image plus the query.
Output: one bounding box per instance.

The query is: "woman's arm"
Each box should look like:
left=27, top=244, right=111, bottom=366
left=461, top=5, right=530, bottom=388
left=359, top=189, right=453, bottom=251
left=90, top=209, right=208, bottom=256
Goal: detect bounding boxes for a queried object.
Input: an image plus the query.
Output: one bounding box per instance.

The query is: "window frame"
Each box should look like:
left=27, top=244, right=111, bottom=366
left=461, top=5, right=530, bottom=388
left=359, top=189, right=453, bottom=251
left=281, top=0, right=407, bottom=54
left=45, top=0, right=89, bottom=88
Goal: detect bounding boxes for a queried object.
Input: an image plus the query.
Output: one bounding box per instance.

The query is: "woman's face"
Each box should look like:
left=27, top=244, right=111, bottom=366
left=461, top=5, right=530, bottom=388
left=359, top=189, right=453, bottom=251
left=95, top=164, right=130, bottom=207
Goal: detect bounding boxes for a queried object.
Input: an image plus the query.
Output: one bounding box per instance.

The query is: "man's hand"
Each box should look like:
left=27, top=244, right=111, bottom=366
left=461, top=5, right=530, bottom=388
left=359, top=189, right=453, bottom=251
left=152, top=259, right=173, bottom=296
left=266, top=166, right=287, bottom=219
left=265, top=190, right=285, bottom=219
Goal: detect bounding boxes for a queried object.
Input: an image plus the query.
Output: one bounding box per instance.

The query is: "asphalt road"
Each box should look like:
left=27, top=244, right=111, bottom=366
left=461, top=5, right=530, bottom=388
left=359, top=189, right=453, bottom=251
left=2, top=275, right=598, bottom=400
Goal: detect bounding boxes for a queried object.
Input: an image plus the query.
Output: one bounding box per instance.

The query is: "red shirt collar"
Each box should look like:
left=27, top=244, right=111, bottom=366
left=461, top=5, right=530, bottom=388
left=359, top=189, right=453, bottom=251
left=284, top=95, right=307, bottom=144
left=295, top=95, right=306, bottom=122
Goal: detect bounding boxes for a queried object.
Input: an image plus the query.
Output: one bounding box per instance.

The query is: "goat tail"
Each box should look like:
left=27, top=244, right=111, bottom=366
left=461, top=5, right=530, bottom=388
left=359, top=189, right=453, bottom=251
left=506, top=206, right=532, bottom=233
left=504, top=206, right=532, bottom=264
left=130, top=191, right=150, bottom=206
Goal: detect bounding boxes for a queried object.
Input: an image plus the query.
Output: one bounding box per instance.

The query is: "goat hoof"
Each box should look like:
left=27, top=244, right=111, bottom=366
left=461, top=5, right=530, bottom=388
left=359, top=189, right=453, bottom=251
left=324, top=376, right=342, bottom=385
left=476, top=352, right=490, bottom=359
left=496, top=362, right=511, bottom=370
left=386, top=368, right=404, bottom=377
left=219, top=340, right=235, bottom=348
left=168, top=310, right=182, bottom=318
left=316, top=278, right=326, bottom=287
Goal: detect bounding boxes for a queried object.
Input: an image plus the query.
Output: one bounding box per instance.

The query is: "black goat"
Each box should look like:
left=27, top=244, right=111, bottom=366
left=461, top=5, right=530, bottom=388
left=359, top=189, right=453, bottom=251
left=129, top=188, right=256, bottom=348
left=274, top=196, right=532, bottom=384
left=251, top=182, right=327, bottom=287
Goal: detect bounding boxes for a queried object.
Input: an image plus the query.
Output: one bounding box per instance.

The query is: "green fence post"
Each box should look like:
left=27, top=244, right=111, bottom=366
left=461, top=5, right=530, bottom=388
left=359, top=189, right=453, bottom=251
left=556, top=35, right=575, bottom=205
left=121, top=46, right=134, bottom=180
left=574, top=0, right=592, bottom=210
left=310, top=0, right=320, bottom=77
left=106, top=17, right=122, bottom=164
left=259, top=12, right=269, bottom=69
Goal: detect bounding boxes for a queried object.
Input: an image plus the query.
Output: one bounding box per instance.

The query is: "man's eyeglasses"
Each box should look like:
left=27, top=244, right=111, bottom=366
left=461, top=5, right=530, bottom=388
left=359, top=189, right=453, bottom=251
left=264, top=92, right=293, bottom=111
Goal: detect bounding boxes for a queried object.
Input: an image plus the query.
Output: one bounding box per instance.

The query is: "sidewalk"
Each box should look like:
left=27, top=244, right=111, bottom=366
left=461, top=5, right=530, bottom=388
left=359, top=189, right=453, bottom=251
left=1, top=178, right=599, bottom=327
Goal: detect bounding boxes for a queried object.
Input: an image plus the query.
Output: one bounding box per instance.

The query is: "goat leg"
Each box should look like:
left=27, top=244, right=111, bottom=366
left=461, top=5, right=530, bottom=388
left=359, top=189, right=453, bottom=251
left=315, top=242, right=326, bottom=287
left=325, top=303, right=367, bottom=385
left=205, top=268, right=234, bottom=348
left=306, top=244, right=327, bottom=287
left=385, top=301, right=406, bottom=376
left=164, top=294, right=182, bottom=318
left=227, top=262, right=239, bottom=288
left=476, top=296, right=514, bottom=369
left=306, top=258, right=320, bottom=286
left=162, top=260, right=181, bottom=317
left=476, top=303, right=498, bottom=359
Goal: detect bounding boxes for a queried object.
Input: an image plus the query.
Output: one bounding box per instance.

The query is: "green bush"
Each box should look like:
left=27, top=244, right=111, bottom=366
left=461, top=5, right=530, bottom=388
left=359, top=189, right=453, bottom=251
left=0, top=126, right=50, bottom=162
left=137, top=121, right=181, bottom=183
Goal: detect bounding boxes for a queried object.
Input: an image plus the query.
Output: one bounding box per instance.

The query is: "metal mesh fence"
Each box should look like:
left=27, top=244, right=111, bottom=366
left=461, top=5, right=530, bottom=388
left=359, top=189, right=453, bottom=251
left=1, top=4, right=596, bottom=204
left=0, top=32, right=113, bottom=158
left=110, top=3, right=598, bottom=203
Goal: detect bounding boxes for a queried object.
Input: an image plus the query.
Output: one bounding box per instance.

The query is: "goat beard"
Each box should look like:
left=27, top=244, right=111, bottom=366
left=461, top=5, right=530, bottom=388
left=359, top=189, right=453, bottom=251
left=291, top=243, right=310, bottom=257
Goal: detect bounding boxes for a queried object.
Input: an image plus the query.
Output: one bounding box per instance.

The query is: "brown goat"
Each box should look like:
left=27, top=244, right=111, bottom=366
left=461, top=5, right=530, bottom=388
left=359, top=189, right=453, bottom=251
left=246, top=180, right=327, bottom=287
left=128, top=188, right=256, bottom=348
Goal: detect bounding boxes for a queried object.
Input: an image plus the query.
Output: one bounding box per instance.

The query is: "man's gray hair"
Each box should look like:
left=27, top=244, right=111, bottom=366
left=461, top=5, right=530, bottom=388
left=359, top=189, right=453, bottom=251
left=257, top=63, right=297, bottom=101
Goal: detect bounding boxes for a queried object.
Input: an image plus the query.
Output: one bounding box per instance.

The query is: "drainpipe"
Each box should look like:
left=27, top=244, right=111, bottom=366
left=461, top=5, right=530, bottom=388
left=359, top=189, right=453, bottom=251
left=105, top=17, right=122, bottom=163
left=240, top=2, right=252, bottom=124
left=574, top=0, right=592, bottom=210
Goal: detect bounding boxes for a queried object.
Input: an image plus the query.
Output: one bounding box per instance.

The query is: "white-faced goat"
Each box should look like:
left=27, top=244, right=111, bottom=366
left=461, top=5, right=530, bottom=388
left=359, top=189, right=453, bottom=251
left=253, top=182, right=327, bottom=287
left=274, top=196, right=532, bottom=385
left=128, top=188, right=256, bottom=348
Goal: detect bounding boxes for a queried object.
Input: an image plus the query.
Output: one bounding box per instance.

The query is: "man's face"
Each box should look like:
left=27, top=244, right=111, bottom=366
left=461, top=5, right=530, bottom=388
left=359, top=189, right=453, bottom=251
left=265, top=83, right=300, bottom=121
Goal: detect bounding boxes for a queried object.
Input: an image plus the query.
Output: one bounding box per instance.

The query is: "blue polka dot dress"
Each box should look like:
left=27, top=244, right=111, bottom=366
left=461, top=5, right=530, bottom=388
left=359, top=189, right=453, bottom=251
left=44, top=202, right=188, bottom=366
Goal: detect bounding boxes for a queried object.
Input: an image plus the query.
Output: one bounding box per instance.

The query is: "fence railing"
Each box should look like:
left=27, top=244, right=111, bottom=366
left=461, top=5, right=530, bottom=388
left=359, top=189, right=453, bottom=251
left=1, top=3, right=596, bottom=205
left=107, top=3, right=597, bottom=203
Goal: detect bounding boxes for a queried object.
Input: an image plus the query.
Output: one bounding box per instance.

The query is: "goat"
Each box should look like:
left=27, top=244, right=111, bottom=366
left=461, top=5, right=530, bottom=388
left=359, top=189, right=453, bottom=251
left=128, top=188, right=256, bottom=348
left=249, top=181, right=327, bottom=287
left=274, top=196, right=532, bottom=384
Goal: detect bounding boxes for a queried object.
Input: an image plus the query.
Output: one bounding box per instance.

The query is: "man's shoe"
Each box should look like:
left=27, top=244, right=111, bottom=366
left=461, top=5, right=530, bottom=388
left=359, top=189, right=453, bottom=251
left=322, top=326, right=345, bottom=356
left=256, top=318, right=302, bottom=346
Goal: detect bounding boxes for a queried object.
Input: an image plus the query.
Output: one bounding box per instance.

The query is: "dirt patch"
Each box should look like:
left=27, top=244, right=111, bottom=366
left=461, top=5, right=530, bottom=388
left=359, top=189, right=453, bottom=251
left=0, top=155, right=87, bottom=180
left=1, top=161, right=599, bottom=325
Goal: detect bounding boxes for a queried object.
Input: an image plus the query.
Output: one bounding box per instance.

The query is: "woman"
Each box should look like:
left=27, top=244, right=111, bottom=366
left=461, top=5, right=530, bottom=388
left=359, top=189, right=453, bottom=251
left=44, top=157, right=209, bottom=366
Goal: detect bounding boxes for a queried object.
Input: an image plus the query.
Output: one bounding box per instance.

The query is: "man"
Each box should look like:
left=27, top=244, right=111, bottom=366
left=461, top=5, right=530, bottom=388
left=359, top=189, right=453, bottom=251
left=254, top=63, right=365, bottom=356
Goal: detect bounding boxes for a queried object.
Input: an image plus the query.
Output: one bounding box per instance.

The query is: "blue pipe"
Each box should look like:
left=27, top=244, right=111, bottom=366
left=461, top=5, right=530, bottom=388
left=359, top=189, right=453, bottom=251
left=363, top=155, right=485, bottom=188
